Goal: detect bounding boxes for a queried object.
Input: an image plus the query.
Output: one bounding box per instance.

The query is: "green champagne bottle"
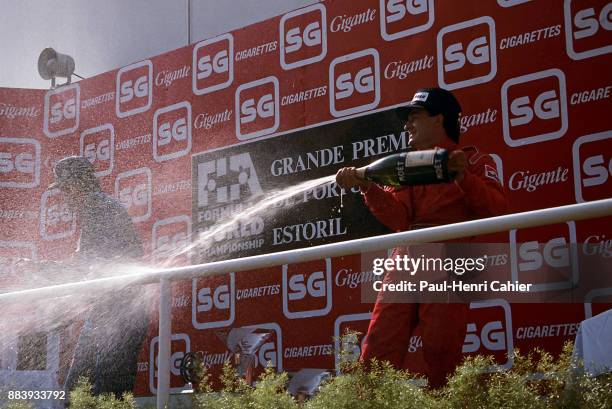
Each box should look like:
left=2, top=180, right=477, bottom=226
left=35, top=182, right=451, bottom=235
left=355, top=148, right=451, bottom=187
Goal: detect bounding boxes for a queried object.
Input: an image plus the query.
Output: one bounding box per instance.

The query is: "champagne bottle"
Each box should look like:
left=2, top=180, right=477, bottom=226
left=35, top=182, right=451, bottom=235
left=355, top=148, right=451, bottom=187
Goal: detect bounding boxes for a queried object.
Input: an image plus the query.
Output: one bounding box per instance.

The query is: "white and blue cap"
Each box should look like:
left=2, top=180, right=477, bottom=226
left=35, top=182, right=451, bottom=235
left=396, top=87, right=462, bottom=141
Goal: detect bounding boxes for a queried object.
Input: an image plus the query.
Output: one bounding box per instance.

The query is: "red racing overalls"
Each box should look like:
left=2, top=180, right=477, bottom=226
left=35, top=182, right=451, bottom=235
left=360, top=142, right=508, bottom=387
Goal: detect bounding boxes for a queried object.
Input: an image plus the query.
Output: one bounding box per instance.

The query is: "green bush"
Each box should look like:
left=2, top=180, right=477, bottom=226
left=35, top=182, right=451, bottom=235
left=36, top=340, right=611, bottom=408
left=68, top=377, right=137, bottom=409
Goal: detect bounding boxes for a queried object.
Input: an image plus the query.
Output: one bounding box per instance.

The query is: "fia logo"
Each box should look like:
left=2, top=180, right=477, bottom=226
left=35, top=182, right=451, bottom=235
left=436, top=16, right=497, bottom=90
left=282, top=258, right=332, bottom=319
left=152, top=215, right=191, bottom=265
left=196, top=152, right=263, bottom=207
left=280, top=3, right=327, bottom=70
left=114, top=167, right=152, bottom=223
left=501, top=69, right=568, bottom=147
left=564, top=0, right=611, bottom=60
left=462, top=299, right=513, bottom=369
left=149, top=333, right=191, bottom=394
left=0, top=138, right=41, bottom=189
left=379, top=0, right=435, bottom=41
left=153, top=101, right=192, bottom=162
left=572, top=130, right=612, bottom=203
left=329, top=48, right=380, bottom=117
left=80, top=124, right=114, bottom=177
left=510, top=222, right=579, bottom=292
left=192, top=33, right=234, bottom=95
left=333, top=313, right=371, bottom=374
left=235, top=76, right=280, bottom=140
left=497, top=0, right=531, bottom=6
left=192, top=272, right=235, bottom=330
left=39, top=188, right=76, bottom=241
left=249, top=323, right=283, bottom=371
left=43, top=83, right=80, bottom=138
left=115, top=60, right=153, bottom=118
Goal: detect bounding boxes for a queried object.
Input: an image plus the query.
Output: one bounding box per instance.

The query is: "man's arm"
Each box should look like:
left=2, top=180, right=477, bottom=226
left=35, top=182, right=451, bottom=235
left=452, top=149, right=508, bottom=217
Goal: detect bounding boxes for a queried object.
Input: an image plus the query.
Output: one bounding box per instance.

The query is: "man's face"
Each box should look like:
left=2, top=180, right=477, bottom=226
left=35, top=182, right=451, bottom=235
left=403, top=108, right=445, bottom=150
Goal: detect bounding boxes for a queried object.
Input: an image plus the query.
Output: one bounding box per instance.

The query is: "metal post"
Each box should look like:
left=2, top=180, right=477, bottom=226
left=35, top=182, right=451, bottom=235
left=157, top=277, right=172, bottom=409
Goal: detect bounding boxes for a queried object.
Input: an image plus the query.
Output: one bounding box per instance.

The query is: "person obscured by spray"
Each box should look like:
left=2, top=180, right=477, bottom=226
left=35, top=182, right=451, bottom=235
left=49, top=156, right=148, bottom=398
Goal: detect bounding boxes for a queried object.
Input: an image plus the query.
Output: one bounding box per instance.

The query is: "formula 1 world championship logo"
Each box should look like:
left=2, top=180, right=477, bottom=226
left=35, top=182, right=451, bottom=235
left=329, top=48, right=380, bottom=117
left=564, top=0, right=612, bottom=60
left=44, top=83, right=79, bottom=138
left=379, top=0, right=435, bottom=41
left=282, top=258, right=332, bottom=319
left=192, top=33, right=234, bottom=95
left=280, top=3, right=327, bottom=70
left=437, top=16, right=497, bottom=90
left=501, top=69, right=568, bottom=147
left=0, top=137, right=40, bottom=189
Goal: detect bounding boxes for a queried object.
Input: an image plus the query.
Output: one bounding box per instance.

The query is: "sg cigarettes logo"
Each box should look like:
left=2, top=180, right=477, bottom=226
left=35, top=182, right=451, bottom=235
left=114, top=167, right=152, bottom=223
left=462, top=299, right=513, bottom=369
left=0, top=138, right=40, bottom=189
left=43, top=83, right=79, bottom=138
left=572, top=130, right=612, bottom=203
left=115, top=60, right=153, bottom=118
left=282, top=258, right=332, bottom=319
left=152, top=215, right=191, bottom=265
left=192, top=272, right=235, bottom=329
left=501, top=69, right=568, bottom=147
left=329, top=48, right=380, bottom=117
left=280, top=3, right=327, bottom=70
left=510, top=222, right=579, bottom=292
left=564, top=0, right=611, bottom=60
left=235, top=77, right=280, bottom=140
left=333, top=313, right=371, bottom=374
left=80, top=124, right=114, bottom=177
left=436, top=16, right=497, bottom=90
left=149, top=333, right=191, bottom=394
left=153, top=101, right=192, bottom=162
left=192, top=33, right=233, bottom=95
left=39, top=188, right=76, bottom=241
left=379, top=0, right=435, bottom=41
left=248, top=323, right=283, bottom=371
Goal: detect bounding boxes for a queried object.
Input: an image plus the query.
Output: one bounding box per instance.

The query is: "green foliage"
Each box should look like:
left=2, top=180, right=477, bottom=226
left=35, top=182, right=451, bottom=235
left=68, top=376, right=137, bottom=409
left=57, top=340, right=611, bottom=408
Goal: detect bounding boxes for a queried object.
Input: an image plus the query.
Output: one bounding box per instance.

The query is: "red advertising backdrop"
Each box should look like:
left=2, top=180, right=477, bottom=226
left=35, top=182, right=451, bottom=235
left=1, top=0, right=611, bottom=398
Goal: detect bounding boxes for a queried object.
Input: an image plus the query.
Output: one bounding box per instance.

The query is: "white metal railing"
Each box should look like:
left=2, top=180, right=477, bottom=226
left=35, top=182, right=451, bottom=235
left=0, top=198, right=610, bottom=408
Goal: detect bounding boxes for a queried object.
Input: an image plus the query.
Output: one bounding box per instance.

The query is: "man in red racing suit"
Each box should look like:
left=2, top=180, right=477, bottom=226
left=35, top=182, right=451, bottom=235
left=336, top=87, right=508, bottom=387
